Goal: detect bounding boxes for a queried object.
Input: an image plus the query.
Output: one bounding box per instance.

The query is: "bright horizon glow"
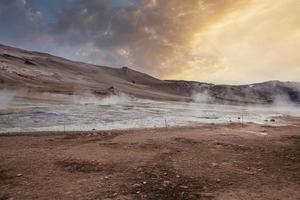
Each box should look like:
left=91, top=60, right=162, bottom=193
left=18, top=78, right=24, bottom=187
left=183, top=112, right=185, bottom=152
left=163, top=0, right=300, bottom=84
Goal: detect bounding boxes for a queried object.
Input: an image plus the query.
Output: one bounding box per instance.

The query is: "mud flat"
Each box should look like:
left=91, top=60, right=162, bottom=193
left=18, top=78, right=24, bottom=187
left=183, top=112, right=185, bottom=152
left=0, top=117, right=300, bottom=200
left=2, top=97, right=300, bottom=133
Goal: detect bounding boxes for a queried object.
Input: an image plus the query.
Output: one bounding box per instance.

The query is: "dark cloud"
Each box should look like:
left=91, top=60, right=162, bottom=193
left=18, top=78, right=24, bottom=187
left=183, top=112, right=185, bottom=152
left=0, top=0, right=41, bottom=42
left=44, top=0, right=247, bottom=75
left=0, top=0, right=247, bottom=77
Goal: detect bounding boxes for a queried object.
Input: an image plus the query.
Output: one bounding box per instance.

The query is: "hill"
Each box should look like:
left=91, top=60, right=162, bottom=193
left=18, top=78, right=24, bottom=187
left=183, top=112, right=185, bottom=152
left=0, top=44, right=299, bottom=104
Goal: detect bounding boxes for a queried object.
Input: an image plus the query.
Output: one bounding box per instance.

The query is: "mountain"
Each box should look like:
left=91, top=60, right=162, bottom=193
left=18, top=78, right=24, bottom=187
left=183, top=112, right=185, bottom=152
left=0, top=44, right=299, bottom=104
left=0, top=44, right=187, bottom=101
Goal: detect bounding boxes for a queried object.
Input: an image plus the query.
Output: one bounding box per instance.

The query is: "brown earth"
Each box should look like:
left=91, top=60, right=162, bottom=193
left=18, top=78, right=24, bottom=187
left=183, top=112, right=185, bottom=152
left=0, top=118, right=300, bottom=200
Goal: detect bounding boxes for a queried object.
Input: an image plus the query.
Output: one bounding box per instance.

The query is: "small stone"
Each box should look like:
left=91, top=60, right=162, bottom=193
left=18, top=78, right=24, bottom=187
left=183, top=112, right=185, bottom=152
left=162, top=181, right=172, bottom=187
left=201, top=193, right=215, bottom=198
left=16, top=174, right=23, bottom=177
left=133, top=183, right=142, bottom=188
left=180, top=185, right=189, bottom=189
left=245, top=171, right=255, bottom=175
left=212, top=162, right=218, bottom=167
left=216, top=178, right=221, bottom=183
left=142, top=181, right=147, bottom=184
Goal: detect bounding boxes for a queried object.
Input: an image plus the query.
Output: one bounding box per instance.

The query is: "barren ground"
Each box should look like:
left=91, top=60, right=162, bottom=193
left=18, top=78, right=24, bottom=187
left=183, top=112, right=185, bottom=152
left=0, top=118, right=300, bottom=200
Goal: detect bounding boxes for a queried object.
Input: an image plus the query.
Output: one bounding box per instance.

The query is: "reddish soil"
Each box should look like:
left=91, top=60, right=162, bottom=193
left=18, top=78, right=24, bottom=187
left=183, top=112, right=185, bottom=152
left=0, top=119, right=300, bottom=200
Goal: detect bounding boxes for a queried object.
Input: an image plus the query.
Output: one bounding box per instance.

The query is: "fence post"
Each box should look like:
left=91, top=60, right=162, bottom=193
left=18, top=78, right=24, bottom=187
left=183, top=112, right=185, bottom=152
left=63, top=114, right=66, bottom=133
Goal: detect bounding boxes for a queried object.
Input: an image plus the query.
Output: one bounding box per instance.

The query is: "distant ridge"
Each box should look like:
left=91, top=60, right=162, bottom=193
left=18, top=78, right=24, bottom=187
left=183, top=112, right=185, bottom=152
left=0, top=44, right=299, bottom=104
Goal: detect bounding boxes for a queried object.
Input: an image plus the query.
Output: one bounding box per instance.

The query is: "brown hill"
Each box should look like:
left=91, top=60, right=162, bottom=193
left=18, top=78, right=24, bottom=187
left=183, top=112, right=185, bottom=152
left=0, top=44, right=299, bottom=104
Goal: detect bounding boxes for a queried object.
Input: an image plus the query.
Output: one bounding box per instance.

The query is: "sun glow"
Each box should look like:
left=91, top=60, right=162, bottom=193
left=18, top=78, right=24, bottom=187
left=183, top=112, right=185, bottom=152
left=164, top=0, right=300, bottom=84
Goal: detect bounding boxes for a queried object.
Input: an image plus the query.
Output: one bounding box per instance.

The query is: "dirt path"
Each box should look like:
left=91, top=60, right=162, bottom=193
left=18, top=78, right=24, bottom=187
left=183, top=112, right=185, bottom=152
left=0, top=120, right=300, bottom=200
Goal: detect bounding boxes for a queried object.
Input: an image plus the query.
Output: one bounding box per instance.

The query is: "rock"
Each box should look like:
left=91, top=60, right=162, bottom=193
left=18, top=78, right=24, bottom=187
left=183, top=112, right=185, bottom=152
left=162, top=181, right=172, bottom=187
left=212, top=162, right=218, bottom=167
left=201, top=193, right=215, bottom=198
left=180, top=185, right=189, bottom=189
left=245, top=171, right=255, bottom=175
left=107, top=86, right=120, bottom=95
left=133, top=183, right=142, bottom=188
left=202, top=186, right=208, bottom=191
left=216, top=178, right=221, bottom=183
left=16, top=173, right=23, bottom=177
left=24, top=59, right=35, bottom=65
left=121, top=66, right=129, bottom=73
left=270, top=119, right=276, bottom=122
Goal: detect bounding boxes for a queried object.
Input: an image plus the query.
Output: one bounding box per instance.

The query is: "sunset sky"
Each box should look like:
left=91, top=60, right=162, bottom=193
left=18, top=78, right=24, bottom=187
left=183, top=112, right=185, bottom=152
left=0, top=0, right=299, bottom=84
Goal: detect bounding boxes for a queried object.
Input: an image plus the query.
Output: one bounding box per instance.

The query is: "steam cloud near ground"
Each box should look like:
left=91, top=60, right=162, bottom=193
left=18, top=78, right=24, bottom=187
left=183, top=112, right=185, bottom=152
left=74, top=93, right=131, bottom=105
left=191, top=92, right=212, bottom=103
left=1, top=88, right=300, bottom=133
left=0, top=90, right=16, bottom=109
left=191, top=87, right=300, bottom=120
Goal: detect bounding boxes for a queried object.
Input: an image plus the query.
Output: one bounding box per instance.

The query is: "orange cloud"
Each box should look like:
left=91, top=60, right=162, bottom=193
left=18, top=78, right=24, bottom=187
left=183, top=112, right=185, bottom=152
left=165, top=0, right=300, bottom=84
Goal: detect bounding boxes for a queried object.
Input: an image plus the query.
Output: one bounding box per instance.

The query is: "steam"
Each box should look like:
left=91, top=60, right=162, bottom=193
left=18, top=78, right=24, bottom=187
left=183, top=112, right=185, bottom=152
left=0, top=90, right=16, bottom=109
left=271, top=82, right=300, bottom=107
left=191, top=92, right=212, bottom=104
left=191, top=81, right=300, bottom=107
left=273, top=94, right=294, bottom=106
left=98, top=93, right=131, bottom=105
left=75, top=93, right=131, bottom=105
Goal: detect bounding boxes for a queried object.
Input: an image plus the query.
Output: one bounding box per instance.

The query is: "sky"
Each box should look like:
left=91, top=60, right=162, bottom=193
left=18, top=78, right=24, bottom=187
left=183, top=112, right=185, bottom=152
left=0, top=0, right=299, bottom=84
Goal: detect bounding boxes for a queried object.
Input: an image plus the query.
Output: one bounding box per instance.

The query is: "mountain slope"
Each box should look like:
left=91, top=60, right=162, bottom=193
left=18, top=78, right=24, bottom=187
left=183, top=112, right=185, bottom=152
left=0, top=44, right=188, bottom=101
left=0, top=44, right=299, bottom=104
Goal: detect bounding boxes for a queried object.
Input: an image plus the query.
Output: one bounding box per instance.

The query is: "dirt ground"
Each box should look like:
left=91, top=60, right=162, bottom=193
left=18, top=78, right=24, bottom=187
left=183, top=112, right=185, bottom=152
left=0, top=118, right=300, bottom=200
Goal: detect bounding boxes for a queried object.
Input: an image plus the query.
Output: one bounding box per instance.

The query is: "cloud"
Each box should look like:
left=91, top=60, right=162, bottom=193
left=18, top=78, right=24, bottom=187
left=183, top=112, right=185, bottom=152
left=0, top=0, right=41, bottom=41
left=44, top=0, right=247, bottom=74
left=167, top=0, right=300, bottom=84
left=0, top=0, right=299, bottom=84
